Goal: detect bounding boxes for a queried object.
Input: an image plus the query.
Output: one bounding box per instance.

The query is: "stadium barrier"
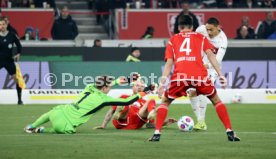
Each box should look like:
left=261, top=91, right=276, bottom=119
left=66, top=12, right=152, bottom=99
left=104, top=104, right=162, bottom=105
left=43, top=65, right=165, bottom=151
left=1, top=61, right=275, bottom=89
left=2, top=8, right=54, bottom=39
left=115, top=9, right=276, bottom=39
left=0, top=89, right=276, bottom=104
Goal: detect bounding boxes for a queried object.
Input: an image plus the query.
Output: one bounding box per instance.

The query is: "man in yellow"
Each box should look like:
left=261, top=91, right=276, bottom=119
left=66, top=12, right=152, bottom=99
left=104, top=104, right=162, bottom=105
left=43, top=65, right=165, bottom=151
left=126, top=47, right=141, bottom=62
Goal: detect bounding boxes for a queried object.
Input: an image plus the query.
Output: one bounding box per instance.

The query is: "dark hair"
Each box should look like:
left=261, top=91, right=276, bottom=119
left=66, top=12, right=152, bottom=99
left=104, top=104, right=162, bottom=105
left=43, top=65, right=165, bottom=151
left=95, top=75, right=115, bottom=89
left=206, top=17, right=220, bottom=26
left=93, top=39, right=101, bottom=47
left=0, top=16, right=5, bottom=22
left=178, top=15, right=193, bottom=28
left=131, top=47, right=139, bottom=53
left=141, top=26, right=154, bottom=39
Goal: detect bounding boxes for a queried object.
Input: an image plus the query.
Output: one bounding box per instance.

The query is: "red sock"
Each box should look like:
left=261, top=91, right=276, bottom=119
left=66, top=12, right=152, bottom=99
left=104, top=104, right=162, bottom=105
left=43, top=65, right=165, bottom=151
left=215, top=102, right=232, bottom=130
left=147, top=99, right=156, bottom=113
left=155, top=104, right=169, bottom=131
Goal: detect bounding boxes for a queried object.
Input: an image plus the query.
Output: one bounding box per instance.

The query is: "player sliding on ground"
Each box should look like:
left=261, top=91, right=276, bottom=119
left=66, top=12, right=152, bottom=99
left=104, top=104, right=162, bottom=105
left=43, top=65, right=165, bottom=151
left=148, top=15, right=240, bottom=142
left=94, top=79, right=177, bottom=130
left=24, top=73, right=154, bottom=134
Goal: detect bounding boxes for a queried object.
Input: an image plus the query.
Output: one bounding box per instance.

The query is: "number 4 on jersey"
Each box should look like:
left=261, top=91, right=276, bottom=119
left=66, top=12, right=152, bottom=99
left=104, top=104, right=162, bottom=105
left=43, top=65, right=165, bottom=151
left=179, top=38, right=192, bottom=55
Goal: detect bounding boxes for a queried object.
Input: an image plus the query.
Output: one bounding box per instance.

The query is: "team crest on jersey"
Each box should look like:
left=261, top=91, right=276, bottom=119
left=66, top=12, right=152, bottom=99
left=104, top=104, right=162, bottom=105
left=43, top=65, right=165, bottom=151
left=8, top=44, right=12, bottom=48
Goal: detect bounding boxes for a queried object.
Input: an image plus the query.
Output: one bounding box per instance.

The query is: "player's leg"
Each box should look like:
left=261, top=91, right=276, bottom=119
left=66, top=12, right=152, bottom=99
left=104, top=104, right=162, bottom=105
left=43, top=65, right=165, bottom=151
left=113, top=106, right=129, bottom=120
left=24, top=111, right=51, bottom=133
left=198, top=95, right=207, bottom=122
left=149, top=81, right=186, bottom=141
left=148, top=96, right=172, bottom=141
left=188, top=88, right=207, bottom=130
left=48, top=109, right=76, bottom=134
left=5, top=62, right=23, bottom=105
left=194, top=70, right=219, bottom=130
left=146, top=99, right=156, bottom=120
left=12, top=74, right=23, bottom=105
left=208, top=93, right=240, bottom=141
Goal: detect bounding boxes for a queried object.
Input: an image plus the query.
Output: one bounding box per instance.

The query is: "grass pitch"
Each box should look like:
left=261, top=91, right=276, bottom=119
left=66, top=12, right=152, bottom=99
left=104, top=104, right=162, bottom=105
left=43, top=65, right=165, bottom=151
left=0, top=104, right=275, bottom=159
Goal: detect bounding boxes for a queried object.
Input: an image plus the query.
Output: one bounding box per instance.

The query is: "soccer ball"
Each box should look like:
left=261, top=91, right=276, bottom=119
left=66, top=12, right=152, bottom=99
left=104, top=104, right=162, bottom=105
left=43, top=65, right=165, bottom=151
left=177, top=116, right=194, bottom=132
left=231, top=93, right=242, bottom=103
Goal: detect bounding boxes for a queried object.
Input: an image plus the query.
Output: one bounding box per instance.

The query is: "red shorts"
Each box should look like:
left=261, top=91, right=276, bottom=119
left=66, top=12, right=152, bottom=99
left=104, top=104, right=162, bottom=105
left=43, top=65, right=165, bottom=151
left=164, top=80, right=217, bottom=100
left=112, top=107, right=147, bottom=130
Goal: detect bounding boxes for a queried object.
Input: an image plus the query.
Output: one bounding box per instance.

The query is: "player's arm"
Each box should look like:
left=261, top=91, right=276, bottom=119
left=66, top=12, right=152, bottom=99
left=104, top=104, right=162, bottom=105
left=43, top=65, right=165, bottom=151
left=13, top=34, right=22, bottom=62
left=110, top=72, right=141, bottom=86
left=161, top=59, right=173, bottom=85
left=158, top=38, right=174, bottom=98
left=205, top=39, right=227, bottom=69
left=93, top=108, right=115, bottom=129
left=203, top=37, right=227, bottom=88
left=103, top=93, right=145, bottom=107
left=206, top=49, right=222, bottom=76
left=206, top=49, right=227, bottom=88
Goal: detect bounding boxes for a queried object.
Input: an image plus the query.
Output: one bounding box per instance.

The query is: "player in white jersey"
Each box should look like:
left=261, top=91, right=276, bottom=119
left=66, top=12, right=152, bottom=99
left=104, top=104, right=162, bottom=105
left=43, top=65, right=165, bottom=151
left=188, top=17, right=228, bottom=130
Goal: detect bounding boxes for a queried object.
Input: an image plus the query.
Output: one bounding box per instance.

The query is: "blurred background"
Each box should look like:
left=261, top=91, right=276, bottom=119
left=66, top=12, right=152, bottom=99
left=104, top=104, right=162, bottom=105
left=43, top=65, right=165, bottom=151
left=0, top=0, right=275, bottom=104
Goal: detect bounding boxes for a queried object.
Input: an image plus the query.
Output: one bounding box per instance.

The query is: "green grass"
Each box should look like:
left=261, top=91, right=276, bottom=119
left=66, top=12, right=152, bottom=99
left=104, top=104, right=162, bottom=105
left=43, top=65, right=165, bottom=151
left=0, top=104, right=276, bottom=159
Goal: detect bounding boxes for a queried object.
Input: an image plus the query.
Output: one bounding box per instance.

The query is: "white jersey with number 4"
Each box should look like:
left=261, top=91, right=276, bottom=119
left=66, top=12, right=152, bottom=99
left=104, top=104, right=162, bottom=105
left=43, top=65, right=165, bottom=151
left=196, top=25, right=228, bottom=82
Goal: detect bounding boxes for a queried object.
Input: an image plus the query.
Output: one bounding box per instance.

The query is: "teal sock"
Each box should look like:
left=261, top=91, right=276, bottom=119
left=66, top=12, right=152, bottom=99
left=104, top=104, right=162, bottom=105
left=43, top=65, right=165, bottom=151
left=31, top=111, right=51, bottom=128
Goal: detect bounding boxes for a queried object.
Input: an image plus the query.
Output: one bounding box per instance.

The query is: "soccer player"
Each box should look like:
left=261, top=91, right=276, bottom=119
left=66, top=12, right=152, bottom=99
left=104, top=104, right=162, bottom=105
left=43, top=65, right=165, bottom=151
left=189, top=17, right=228, bottom=131
left=148, top=15, right=240, bottom=142
left=94, top=80, right=176, bottom=130
left=24, top=74, right=153, bottom=134
left=0, top=17, right=23, bottom=105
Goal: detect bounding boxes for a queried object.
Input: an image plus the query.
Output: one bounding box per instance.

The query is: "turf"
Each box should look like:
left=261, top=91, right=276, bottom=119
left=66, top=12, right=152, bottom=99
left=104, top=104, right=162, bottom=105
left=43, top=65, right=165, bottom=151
left=0, top=104, right=275, bottom=159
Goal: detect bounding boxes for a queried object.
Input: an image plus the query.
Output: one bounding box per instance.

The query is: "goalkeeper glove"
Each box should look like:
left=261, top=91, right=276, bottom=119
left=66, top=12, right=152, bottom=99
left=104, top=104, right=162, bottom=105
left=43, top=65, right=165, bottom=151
left=143, top=83, right=158, bottom=94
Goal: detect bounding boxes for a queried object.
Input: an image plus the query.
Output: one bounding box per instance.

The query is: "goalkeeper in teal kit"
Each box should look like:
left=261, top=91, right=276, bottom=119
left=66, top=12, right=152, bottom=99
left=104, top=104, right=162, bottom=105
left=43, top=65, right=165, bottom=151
left=24, top=74, right=151, bottom=134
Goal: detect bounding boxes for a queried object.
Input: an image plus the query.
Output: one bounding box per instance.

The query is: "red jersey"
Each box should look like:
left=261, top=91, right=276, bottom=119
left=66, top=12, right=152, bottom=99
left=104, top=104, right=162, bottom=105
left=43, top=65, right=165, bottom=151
left=112, top=94, right=148, bottom=130
left=165, top=31, right=215, bottom=81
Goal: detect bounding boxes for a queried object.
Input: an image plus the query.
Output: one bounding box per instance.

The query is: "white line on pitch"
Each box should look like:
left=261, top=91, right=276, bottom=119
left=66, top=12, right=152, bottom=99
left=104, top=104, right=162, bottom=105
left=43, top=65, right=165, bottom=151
left=0, top=132, right=275, bottom=137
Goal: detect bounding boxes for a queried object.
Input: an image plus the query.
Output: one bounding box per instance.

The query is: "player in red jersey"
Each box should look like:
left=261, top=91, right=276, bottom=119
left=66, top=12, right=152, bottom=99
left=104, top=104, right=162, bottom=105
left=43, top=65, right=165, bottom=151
left=148, top=15, right=240, bottom=142
left=94, top=79, right=177, bottom=130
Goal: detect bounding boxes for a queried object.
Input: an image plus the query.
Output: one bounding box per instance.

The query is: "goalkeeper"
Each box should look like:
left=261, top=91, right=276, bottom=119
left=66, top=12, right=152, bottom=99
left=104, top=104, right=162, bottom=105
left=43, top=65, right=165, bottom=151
left=24, top=73, right=151, bottom=134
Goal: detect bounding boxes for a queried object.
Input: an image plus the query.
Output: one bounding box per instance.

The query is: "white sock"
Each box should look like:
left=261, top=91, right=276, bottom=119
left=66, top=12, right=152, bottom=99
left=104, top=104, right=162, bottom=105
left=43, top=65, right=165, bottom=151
left=198, top=95, right=207, bottom=122
left=189, top=96, right=200, bottom=122
left=154, top=130, right=161, bottom=134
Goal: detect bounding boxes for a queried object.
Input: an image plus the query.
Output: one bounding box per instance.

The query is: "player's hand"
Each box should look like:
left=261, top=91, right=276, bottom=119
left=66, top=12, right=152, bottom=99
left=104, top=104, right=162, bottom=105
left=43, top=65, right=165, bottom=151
left=93, top=126, right=105, bottom=129
left=14, top=54, right=20, bottom=62
left=164, top=118, right=177, bottom=126
left=127, top=72, right=140, bottom=84
left=219, top=75, right=227, bottom=89
left=119, top=72, right=141, bottom=84
left=143, top=83, right=158, bottom=94
left=157, top=85, right=165, bottom=98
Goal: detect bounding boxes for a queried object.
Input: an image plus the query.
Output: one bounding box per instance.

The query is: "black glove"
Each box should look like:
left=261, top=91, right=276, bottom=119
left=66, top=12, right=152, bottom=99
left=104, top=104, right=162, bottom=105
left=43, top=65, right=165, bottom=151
left=143, top=83, right=157, bottom=94
left=126, top=72, right=140, bottom=84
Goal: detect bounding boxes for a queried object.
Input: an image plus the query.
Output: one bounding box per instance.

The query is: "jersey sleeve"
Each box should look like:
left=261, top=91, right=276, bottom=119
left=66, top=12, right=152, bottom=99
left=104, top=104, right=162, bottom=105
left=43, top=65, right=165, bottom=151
left=164, top=37, right=174, bottom=61
left=203, top=37, right=215, bottom=52
left=195, top=25, right=206, bottom=35
left=112, top=94, right=130, bottom=109
left=216, top=36, right=228, bottom=66
left=104, top=94, right=140, bottom=107
left=13, top=33, right=22, bottom=54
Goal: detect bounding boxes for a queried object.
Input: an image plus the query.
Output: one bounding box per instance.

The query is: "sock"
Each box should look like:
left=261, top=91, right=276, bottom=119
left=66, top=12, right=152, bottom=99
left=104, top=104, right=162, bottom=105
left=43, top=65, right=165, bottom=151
left=147, top=99, right=156, bottom=113
left=198, top=95, right=207, bottom=122
left=16, top=84, right=22, bottom=102
left=31, top=111, right=51, bottom=128
left=189, top=96, right=200, bottom=122
left=155, top=104, right=169, bottom=132
left=215, top=102, right=232, bottom=130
